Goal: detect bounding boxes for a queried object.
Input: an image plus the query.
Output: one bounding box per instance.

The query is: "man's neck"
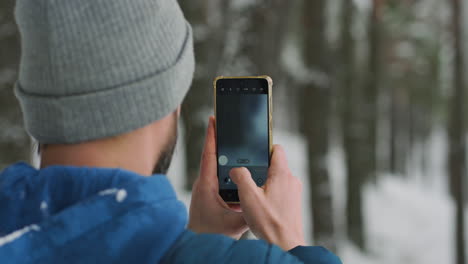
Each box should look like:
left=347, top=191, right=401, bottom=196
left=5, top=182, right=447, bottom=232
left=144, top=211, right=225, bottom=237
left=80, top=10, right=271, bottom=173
left=40, top=132, right=158, bottom=176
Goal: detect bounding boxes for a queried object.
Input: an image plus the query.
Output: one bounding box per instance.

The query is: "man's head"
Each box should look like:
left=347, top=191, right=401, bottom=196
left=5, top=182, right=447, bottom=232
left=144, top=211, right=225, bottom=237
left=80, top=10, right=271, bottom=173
left=14, top=0, right=194, bottom=174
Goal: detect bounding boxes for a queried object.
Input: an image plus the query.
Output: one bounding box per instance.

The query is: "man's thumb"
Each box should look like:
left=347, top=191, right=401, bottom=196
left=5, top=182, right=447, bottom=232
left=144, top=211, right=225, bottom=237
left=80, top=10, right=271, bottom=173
left=229, top=167, right=258, bottom=195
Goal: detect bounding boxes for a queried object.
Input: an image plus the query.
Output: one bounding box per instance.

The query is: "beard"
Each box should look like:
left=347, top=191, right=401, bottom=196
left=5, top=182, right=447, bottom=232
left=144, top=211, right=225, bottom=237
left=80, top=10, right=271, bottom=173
left=152, top=113, right=178, bottom=175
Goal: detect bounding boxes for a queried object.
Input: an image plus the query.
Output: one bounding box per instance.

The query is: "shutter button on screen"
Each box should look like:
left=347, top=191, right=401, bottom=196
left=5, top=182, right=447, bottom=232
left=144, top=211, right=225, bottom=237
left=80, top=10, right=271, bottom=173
left=218, top=155, right=228, bottom=166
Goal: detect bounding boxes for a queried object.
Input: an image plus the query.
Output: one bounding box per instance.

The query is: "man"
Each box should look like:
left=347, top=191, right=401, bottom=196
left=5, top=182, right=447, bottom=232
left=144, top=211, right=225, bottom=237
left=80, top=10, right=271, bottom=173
left=0, top=0, right=341, bottom=263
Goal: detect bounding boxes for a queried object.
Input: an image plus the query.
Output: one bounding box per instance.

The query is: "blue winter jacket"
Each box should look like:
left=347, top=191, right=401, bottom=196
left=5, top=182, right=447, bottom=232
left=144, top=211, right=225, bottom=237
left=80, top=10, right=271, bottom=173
left=0, top=162, right=341, bottom=264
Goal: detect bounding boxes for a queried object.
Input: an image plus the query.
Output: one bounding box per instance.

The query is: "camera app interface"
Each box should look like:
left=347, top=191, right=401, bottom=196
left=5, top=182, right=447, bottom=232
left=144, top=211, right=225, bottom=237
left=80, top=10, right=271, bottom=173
left=216, top=78, right=269, bottom=189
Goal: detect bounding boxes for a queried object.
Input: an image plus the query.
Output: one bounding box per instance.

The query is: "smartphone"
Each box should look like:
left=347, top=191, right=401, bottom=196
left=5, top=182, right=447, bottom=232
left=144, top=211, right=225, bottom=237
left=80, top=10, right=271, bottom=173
left=213, top=76, right=273, bottom=203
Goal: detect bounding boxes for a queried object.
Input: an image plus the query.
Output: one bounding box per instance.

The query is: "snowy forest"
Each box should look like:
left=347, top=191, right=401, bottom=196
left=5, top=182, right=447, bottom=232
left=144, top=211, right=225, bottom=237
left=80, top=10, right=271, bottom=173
left=1, top=0, right=467, bottom=263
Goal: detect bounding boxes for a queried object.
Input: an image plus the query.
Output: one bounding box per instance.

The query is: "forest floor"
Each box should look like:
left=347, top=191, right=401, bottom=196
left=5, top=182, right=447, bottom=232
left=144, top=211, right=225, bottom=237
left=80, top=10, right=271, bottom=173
left=167, top=127, right=468, bottom=264
left=340, top=174, right=468, bottom=264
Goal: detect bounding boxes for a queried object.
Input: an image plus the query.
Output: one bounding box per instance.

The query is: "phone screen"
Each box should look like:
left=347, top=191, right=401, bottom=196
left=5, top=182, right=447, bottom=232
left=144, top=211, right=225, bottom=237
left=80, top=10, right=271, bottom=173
left=215, top=78, right=270, bottom=201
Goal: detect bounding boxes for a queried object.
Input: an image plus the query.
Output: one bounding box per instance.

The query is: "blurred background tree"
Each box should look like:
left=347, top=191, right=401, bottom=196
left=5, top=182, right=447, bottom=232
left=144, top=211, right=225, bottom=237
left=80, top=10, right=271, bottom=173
left=338, top=0, right=367, bottom=250
left=448, top=0, right=466, bottom=263
left=297, top=0, right=335, bottom=251
left=0, top=0, right=29, bottom=169
left=0, top=0, right=466, bottom=263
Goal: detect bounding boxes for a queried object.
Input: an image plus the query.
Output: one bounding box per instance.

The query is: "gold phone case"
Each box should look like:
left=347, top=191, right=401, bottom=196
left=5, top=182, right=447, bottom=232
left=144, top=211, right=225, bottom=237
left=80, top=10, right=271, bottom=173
left=213, top=76, right=273, bottom=203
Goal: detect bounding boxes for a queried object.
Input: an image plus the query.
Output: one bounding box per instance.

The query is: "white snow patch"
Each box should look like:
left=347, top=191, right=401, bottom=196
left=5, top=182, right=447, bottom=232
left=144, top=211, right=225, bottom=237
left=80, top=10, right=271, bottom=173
left=396, top=41, right=415, bottom=59
left=353, top=0, right=371, bottom=11
left=336, top=173, right=468, bottom=264
left=282, top=39, right=330, bottom=87
left=116, top=189, right=127, bottom=203
left=40, top=201, right=48, bottom=211
left=366, top=176, right=453, bottom=263
left=231, top=0, right=256, bottom=10
left=0, top=224, right=40, bottom=247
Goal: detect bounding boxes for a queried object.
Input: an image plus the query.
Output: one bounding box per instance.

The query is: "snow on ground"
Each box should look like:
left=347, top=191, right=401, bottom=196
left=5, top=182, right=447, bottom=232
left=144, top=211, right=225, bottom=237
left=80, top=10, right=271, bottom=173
left=331, top=127, right=468, bottom=264
left=351, top=175, right=464, bottom=264
left=168, top=125, right=466, bottom=264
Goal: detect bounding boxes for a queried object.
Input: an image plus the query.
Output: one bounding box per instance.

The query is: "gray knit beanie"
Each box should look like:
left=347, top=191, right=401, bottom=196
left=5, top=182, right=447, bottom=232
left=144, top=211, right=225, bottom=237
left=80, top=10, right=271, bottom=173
left=14, top=0, right=194, bottom=144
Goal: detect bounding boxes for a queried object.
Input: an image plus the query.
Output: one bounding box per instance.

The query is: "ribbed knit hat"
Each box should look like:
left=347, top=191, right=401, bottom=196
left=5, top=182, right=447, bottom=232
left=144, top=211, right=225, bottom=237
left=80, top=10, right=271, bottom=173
left=14, top=0, right=194, bottom=144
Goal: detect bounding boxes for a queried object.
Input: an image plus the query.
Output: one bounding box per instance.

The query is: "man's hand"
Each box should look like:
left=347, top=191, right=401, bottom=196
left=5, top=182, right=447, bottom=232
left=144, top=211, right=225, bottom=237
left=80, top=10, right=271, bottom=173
left=188, top=116, right=248, bottom=239
left=229, top=145, right=305, bottom=251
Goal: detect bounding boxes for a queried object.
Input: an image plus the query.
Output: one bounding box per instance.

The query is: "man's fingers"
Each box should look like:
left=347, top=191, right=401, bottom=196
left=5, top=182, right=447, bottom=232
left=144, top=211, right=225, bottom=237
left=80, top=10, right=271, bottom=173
left=229, top=167, right=259, bottom=202
left=225, top=211, right=248, bottom=231
left=202, top=116, right=216, bottom=159
left=199, top=116, right=217, bottom=184
left=268, top=145, right=290, bottom=177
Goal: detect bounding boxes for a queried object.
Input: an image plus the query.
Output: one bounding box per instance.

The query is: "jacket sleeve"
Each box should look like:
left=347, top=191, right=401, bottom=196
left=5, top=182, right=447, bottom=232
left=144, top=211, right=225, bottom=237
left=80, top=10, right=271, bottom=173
left=161, top=230, right=342, bottom=264
left=288, top=246, right=342, bottom=264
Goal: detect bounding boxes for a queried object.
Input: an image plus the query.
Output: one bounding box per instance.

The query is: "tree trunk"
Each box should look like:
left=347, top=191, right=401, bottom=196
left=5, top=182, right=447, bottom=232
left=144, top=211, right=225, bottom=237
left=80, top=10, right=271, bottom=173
left=389, top=83, right=398, bottom=173
left=448, top=0, right=466, bottom=264
left=389, top=83, right=408, bottom=175
left=340, top=0, right=366, bottom=250
left=363, top=0, right=383, bottom=183
left=298, top=0, right=336, bottom=251
left=0, top=0, right=30, bottom=169
left=246, top=0, right=292, bottom=81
